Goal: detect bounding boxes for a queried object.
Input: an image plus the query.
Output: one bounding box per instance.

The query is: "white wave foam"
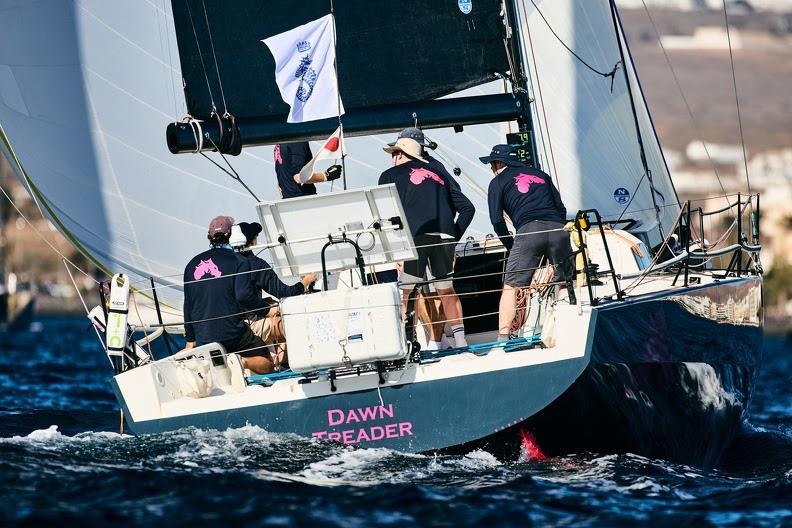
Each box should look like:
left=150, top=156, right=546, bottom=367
left=1, top=425, right=128, bottom=445
left=300, top=446, right=401, bottom=485
left=456, top=449, right=502, bottom=470
left=684, top=363, right=737, bottom=410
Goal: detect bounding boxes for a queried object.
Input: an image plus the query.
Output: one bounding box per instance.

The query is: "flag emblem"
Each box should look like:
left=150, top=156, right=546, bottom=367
left=263, top=14, right=344, bottom=123
left=295, top=57, right=317, bottom=102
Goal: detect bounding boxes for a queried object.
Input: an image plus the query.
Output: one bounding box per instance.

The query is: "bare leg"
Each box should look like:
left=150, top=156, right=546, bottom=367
left=421, top=291, right=447, bottom=341
left=437, top=287, right=463, bottom=327
left=241, top=355, right=275, bottom=375
left=499, top=284, right=517, bottom=336
left=401, top=289, right=410, bottom=322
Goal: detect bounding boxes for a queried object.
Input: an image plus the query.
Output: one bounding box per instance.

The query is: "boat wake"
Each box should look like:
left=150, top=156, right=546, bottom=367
left=1, top=421, right=790, bottom=526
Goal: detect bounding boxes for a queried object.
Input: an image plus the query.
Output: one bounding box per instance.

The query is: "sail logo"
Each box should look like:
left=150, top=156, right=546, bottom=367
left=613, top=187, right=630, bottom=205
left=458, top=0, right=473, bottom=14
left=296, top=40, right=311, bottom=53
left=514, top=173, right=545, bottom=193
left=294, top=56, right=317, bottom=102
left=193, top=259, right=222, bottom=281
left=409, top=167, right=445, bottom=186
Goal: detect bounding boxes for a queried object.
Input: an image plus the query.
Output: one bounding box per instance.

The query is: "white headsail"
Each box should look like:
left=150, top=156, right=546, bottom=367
left=518, top=0, right=679, bottom=247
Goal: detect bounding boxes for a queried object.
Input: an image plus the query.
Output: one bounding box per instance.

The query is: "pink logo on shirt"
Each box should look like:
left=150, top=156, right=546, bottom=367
left=514, top=173, right=545, bottom=193
left=274, top=144, right=283, bottom=165
left=193, top=259, right=222, bottom=281
left=409, top=167, right=445, bottom=186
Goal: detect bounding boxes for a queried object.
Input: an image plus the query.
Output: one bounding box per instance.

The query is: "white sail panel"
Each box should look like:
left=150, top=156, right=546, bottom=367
left=518, top=0, right=679, bottom=246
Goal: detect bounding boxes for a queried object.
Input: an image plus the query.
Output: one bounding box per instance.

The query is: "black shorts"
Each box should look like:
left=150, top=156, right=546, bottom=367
left=505, top=220, right=572, bottom=287
left=221, top=326, right=270, bottom=358
left=401, top=234, right=456, bottom=290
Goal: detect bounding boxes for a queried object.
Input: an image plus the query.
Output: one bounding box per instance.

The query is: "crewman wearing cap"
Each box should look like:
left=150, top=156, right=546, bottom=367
left=379, top=136, right=474, bottom=349
left=387, top=127, right=475, bottom=234
left=480, top=145, right=573, bottom=340
left=233, top=221, right=317, bottom=368
left=182, top=215, right=278, bottom=374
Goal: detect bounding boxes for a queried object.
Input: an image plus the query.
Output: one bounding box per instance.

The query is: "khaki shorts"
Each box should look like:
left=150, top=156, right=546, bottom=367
left=247, top=316, right=273, bottom=341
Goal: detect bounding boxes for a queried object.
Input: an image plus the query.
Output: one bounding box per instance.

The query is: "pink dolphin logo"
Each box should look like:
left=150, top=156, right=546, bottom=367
left=409, top=167, right=445, bottom=186
left=274, top=144, right=283, bottom=165
left=514, top=173, right=545, bottom=193
left=193, top=258, right=222, bottom=281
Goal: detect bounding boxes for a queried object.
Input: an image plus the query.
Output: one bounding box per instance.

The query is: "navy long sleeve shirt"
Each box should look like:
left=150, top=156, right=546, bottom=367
left=183, top=247, right=271, bottom=344
left=425, top=154, right=475, bottom=238
left=274, top=142, right=317, bottom=199
left=488, top=166, right=567, bottom=249
left=241, top=252, right=305, bottom=299
left=378, top=159, right=475, bottom=239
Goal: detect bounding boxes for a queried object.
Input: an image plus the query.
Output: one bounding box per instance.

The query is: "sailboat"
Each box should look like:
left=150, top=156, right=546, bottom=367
left=0, top=0, right=761, bottom=467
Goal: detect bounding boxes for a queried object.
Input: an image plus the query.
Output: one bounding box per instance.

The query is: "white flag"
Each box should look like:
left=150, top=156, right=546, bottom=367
left=262, top=14, right=345, bottom=123
left=299, top=127, right=346, bottom=183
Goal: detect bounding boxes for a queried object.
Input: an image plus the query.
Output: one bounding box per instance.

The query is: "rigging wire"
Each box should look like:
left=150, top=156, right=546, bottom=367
left=158, top=0, right=182, bottom=120
left=329, top=1, right=347, bottom=190
left=0, top=181, right=97, bottom=283
left=520, top=0, right=560, bottom=187
left=200, top=0, right=229, bottom=116
left=721, top=0, right=752, bottom=197
left=203, top=137, right=260, bottom=201
left=608, top=0, right=664, bottom=241
left=62, top=258, right=107, bottom=355
left=527, top=0, right=621, bottom=86
left=184, top=0, right=217, bottom=115
left=639, top=0, right=732, bottom=209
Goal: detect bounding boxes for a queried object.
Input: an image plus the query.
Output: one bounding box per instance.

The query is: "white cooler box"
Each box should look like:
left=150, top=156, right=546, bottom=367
left=281, top=283, right=407, bottom=373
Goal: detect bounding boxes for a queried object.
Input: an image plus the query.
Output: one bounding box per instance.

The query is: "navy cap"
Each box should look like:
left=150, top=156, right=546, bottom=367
left=478, top=144, right=525, bottom=167
left=387, top=127, right=431, bottom=148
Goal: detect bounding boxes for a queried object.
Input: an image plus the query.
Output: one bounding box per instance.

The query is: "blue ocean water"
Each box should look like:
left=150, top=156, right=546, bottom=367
left=0, top=317, right=790, bottom=527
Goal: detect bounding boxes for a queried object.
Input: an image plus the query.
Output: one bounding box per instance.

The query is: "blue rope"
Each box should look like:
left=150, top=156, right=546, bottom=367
left=245, top=335, right=544, bottom=386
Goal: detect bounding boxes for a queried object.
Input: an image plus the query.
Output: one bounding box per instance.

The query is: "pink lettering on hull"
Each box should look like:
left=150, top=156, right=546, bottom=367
left=313, top=404, right=413, bottom=445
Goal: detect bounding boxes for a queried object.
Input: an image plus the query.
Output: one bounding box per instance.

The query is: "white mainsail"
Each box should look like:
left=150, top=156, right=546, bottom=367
left=0, top=0, right=677, bottom=314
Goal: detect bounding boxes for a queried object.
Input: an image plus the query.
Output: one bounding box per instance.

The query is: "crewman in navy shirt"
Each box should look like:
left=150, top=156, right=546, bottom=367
left=379, top=136, right=475, bottom=348
left=480, top=144, right=573, bottom=340
left=182, top=215, right=277, bottom=374
left=233, top=221, right=316, bottom=369
left=273, top=141, right=341, bottom=199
